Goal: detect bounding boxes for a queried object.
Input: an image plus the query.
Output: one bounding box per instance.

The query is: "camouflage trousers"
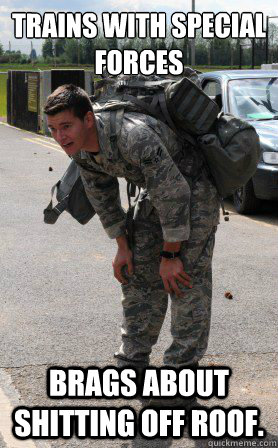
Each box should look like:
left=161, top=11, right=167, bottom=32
left=115, top=171, right=220, bottom=368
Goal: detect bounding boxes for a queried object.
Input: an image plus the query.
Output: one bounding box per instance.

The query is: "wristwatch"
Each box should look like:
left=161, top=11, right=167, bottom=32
left=160, top=250, right=181, bottom=259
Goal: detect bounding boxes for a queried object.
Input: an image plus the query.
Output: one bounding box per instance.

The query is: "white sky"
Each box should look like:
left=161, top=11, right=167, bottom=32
left=0, top=1, right=277, bottom=55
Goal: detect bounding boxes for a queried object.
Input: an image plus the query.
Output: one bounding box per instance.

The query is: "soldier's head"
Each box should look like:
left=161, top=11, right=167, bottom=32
left=44, top=84, right=96, bottom=155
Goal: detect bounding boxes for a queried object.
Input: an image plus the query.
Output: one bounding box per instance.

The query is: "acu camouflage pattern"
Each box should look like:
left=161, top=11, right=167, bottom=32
left=74, top=111, right=220, bottom=368
left=76, top=111, right=195, bottom=242
left=94, top=68, right=219, bottom=137
left=198, top=114, right=261, bottom=198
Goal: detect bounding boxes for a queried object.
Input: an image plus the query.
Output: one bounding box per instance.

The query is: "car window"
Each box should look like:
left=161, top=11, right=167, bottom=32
left=203, top=80, right=222, bottom=96
left=228, top=78, right=278, bottom=120
left=202, top=80, right=223, bottom=109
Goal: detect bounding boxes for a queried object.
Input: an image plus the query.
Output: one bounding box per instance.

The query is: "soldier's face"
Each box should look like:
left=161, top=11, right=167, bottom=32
left=47, top=109, right=92, bottom=156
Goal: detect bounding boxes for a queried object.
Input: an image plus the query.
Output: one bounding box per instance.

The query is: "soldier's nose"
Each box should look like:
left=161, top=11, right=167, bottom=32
left=57, top=130, right=65, bottom=143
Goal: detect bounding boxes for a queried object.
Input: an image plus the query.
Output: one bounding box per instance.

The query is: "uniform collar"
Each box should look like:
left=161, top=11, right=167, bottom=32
left=79, top=112, right=106, bottom=163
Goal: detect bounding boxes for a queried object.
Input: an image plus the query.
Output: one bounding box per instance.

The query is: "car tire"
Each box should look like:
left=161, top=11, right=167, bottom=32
left=233, top=180, right=262, bottom=214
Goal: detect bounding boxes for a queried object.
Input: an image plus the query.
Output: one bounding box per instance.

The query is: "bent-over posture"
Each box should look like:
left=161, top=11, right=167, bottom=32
left=44, top=84, right=220, bottom=407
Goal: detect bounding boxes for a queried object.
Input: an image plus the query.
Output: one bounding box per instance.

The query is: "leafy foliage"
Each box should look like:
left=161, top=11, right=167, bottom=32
left=35, top=23, right=278, bottom=68
left=42, top=39, right=54, bottom=58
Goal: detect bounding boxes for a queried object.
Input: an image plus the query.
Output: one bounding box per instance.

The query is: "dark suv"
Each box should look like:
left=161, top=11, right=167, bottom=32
left=199, top=70, right=278, bottom=214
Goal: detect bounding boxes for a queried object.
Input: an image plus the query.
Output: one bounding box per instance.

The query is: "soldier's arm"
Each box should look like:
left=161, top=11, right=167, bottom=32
left=80, top=166, right=133, bottom=284
left=79, top=167, right=126, bottom=239
left=121, top=124, right=191, bottom=243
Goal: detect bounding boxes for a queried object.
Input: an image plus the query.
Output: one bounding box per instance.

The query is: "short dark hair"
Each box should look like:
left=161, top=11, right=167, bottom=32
left=44, top=84, right=93, bottom=120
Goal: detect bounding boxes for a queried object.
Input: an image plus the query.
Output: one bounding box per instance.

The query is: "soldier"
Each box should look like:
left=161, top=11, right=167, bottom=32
left=44, top=83, right=220, bottom=408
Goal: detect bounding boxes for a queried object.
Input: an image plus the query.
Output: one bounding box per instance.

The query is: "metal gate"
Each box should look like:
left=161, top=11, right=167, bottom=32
left=51, top=70, right=85, bottom=91
left=7, top=71, right=40, bottom=132
left=40, top=70, right=93, bottom=134
left=7, top=70, right=93, bottom=134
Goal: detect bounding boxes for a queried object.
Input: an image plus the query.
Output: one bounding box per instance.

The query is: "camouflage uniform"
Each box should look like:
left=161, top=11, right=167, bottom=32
left=74, top=111, right=220, bottom=368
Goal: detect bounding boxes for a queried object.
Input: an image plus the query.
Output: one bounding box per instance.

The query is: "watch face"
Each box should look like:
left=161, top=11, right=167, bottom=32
left=161, top=251, right=180, bottom=259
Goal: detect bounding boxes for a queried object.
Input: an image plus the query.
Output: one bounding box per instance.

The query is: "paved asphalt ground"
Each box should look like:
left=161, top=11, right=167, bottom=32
left=0, top=122, right=277, bottom=448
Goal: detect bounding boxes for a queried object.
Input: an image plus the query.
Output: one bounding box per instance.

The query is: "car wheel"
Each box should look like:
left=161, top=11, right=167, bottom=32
left=233, top=180, right=261, bottom=214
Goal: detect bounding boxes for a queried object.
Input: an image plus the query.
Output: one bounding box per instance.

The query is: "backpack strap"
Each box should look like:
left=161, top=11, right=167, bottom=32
left=122, top=92, right=178, bottom=132
left=122, top=94, right=158, bottom=116
left=109, top=110, right=118, bottom=156
left=107, top=109, right=139, bottom=247
left=43, top=182, right=69, bottom=224
left=119, top=79, right=172, bottom=89
left=157, top=92, right=177, bottom=131
left=108, top=108, right=124, bottom=161
left=126, top=181, right=139, bottom=249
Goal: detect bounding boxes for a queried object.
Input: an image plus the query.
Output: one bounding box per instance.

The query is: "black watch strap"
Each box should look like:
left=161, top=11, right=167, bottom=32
left=160, top=250, right=181, bottom=259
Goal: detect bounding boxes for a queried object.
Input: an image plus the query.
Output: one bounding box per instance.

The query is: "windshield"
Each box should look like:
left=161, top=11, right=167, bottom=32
left=228, top=77, right=278, bottom=120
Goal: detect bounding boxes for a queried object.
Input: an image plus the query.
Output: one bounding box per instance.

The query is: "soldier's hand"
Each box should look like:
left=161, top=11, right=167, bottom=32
left=113, top=247, right=134, bottom=285
left=159, top=257, right=192, bottom=297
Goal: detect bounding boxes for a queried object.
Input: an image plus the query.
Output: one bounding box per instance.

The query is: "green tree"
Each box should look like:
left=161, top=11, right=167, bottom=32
left=81, top=38, right=95, bottom=64
left=122, top=38, right=136, bottom=50
left=268, top=23, right=278, bottom=63
left=182, top=38, right=190, bottom=65
left=64, top=39, right=82, bottom=64
left=55, top=38, right=66, bottom=57
left=3, top=50, right=22, bottom=63
left=168, top=38, right=181, bottom=51
left=94, top=35, right=109, bottom=51
left=0, top=41, right=3, bottom=56
left=42, top=39, right=53, bottom=59
left=195, top=32, right=208, bottom=65
left=209, top=37, right=233, bottom=66
left=121, top=37, right=149, bottom=51
left=108, top=37, right=118, bottom=50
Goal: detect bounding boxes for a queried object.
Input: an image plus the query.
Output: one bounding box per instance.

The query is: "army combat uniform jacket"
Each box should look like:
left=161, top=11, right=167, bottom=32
left=74, top=111, right=217, bottom=242
left=73, top=110, right=220, bottom=368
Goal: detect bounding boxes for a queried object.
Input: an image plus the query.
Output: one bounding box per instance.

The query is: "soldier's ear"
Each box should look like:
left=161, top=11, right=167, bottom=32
left=84, top=111, right=95, bottom=129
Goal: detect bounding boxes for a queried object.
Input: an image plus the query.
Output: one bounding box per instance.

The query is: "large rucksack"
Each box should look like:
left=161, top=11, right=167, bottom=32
left=93, top=69, right=220, bottom=137
left=198, top=113, right=260, bottom=198
left=44, top=69, right=260, bottom=225
left=93, top=70, right=260, bottom=198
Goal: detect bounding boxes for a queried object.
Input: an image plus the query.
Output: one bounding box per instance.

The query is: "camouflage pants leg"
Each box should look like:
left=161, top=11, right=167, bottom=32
left=163, top=171, right=220, bottom=367
left=164, top=172, right=220, bottom=367
left=115, top=197, right=166, bottom=367
left=163, top=226, right=216, bottom=367
left=115, top=173, right=220, bottom=368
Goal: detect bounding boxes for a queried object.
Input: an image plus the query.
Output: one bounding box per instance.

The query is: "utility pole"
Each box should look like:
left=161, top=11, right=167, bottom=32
left=239, top=42, right=252, bottom=69
left=266, top=16, right=269, bottom=63
left=77, top=40, right=80, bottom=66
left=53, top=39, right=57, bottom=67
left=191, top=0, right=196, bottom=67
